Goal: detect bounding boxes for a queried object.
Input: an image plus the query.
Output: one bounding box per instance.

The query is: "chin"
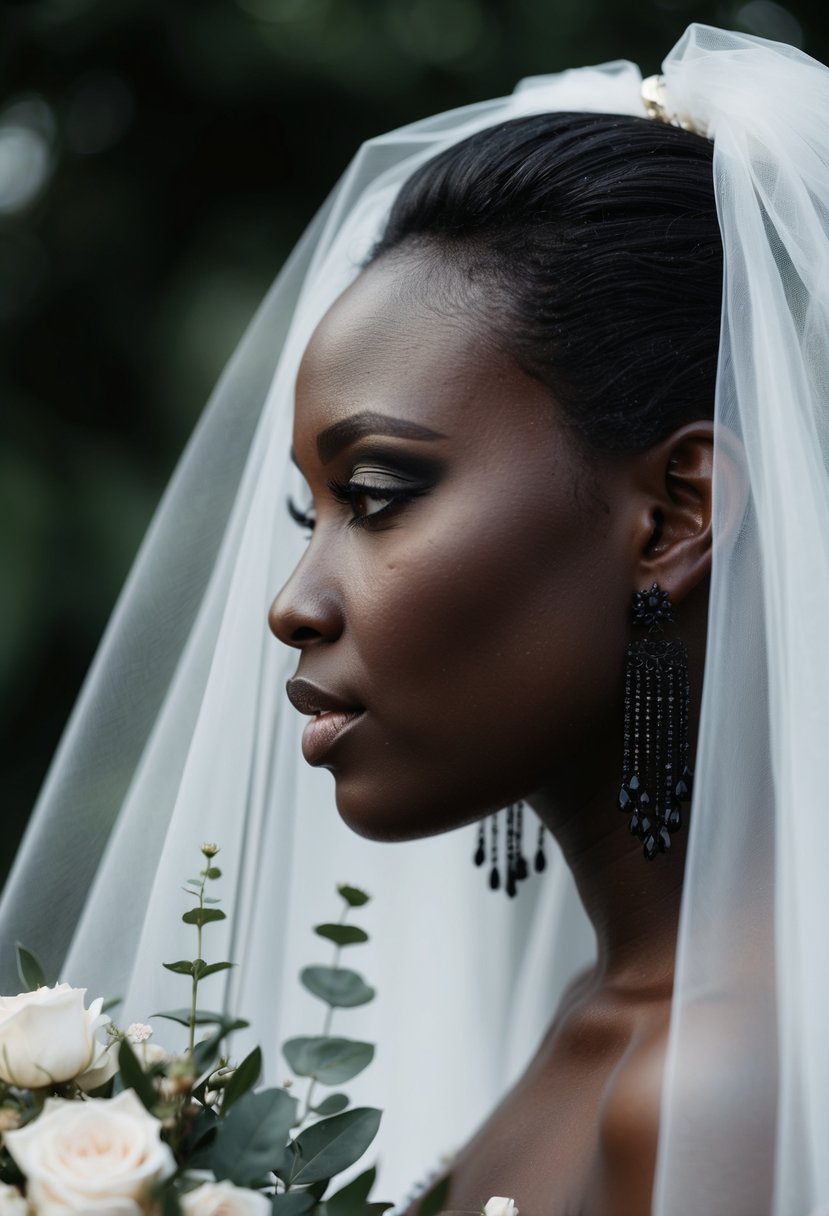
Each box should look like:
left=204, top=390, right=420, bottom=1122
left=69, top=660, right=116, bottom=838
left=330, top=768, right=490, bottom=844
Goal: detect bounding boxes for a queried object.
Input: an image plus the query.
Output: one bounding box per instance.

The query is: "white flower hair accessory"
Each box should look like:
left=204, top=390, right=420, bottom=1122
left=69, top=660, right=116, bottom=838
left=641, top=74, right=708, bottom=136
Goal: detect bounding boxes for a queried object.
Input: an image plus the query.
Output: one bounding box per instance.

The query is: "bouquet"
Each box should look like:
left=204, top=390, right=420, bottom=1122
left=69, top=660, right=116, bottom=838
left=0, top=843, right=391, bottom=1216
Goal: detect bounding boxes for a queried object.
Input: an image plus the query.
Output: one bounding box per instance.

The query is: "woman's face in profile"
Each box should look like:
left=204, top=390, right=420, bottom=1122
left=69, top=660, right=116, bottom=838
left=270, top=251, right=635, bottom=842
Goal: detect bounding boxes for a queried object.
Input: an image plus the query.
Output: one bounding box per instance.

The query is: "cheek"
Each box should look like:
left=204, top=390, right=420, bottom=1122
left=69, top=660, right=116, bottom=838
left=334, top=489, right=627, bottom=835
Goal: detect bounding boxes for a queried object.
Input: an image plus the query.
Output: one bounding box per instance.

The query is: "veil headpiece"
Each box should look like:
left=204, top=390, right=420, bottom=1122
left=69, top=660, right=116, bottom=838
left=3, top=23, right=829, bottom=1215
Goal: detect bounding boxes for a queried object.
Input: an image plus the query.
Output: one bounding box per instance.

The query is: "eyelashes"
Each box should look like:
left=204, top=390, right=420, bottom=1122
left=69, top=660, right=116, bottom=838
left=286, top=477, right=431, bottom=534
left=287, top=496, right=315, bottom=533
left=327, top=476, right=425, bottom=528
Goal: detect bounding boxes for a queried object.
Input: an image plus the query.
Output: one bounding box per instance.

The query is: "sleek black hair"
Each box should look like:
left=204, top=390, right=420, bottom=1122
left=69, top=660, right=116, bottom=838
left=368, top=112, right=723, bottom=454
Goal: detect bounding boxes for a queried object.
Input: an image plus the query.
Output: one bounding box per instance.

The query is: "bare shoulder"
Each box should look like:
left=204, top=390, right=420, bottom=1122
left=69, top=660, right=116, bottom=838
left=588, top=1014, right=670, bottom=1216
left=589, top=994, right=777, bottom=1216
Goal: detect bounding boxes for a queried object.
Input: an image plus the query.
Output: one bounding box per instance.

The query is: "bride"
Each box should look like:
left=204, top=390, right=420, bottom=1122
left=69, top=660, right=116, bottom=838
left=2, top=22, right=829, bottom=1216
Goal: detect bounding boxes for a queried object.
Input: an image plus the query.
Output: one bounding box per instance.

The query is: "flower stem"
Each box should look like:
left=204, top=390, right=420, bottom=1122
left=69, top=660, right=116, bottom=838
left=299, top=897, right=351, bottom=1124
left=188, top=871, right=207, bottom=1059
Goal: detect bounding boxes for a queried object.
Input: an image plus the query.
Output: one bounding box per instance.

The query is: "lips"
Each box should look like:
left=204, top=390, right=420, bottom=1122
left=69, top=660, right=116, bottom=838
left=286, top=677, right=365, bottom=765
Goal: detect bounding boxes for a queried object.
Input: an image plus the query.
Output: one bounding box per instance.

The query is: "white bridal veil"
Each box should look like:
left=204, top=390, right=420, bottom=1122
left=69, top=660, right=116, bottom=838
left=3, top=22, right=829, bottom=1216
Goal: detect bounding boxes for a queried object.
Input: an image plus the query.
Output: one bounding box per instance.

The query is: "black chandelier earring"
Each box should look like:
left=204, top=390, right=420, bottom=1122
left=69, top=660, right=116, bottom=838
left=618, top=582, right=693, bottom=860
left=473, top=801, right=547, bottom=897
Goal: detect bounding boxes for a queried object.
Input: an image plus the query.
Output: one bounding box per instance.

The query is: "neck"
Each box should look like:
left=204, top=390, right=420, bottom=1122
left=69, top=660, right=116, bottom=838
left=528, top=766, right=687, bottom=997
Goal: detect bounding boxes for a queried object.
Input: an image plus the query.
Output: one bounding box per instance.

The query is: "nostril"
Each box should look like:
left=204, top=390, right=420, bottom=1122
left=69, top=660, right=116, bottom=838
left=291, top=626, right=321, bottom=643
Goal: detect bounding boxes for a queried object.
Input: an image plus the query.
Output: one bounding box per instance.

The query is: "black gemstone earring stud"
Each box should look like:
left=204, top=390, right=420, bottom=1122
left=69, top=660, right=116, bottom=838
left=617, top=582, right=693, bottom=860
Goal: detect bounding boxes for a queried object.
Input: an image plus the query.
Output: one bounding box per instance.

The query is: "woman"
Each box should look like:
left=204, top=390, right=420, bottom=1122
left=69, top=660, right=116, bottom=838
left=268, top=105, right=719, bottom=1216
left=1, top=22, right=828, bottom=1216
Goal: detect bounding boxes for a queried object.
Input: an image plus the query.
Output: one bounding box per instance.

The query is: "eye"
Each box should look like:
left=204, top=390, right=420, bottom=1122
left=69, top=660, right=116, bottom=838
left=327, top=473, right=432, bottom=529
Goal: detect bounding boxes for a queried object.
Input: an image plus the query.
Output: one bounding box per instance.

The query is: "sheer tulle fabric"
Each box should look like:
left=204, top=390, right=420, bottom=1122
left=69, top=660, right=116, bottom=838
left=2, top=23, right=828, bottom=1214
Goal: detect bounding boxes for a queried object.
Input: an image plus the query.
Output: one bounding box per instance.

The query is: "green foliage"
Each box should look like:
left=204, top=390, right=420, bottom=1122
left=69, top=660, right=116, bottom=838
left=15, top=944, right=46, bottom=992
left=300, top=967, right=374, bottom=1009
left=286, top=1107, right=382, bottom=1187
left=273, top=1194, right=318, bottom=1215
left=283, top=1037, right=374, bottom=1085
left=191, top=1019, right=249, bottom=1076
left=222, top=1046, right=262, bottom=1113
left=417, top=1175, right=452, bottom=1216
left=321, top=1165, right=376, bottom=1216
left=312, top=1093, right=350, bottom=1116
left=337, top=886, right=370, bottom=908
left=314, top=924, right=369, bottom=947
left=163, top=960, right=196, bottom=977
left=210, top=1087, right=299, bottom=1186
left=182, top=907, right=226, bottom=927
left=152, top=1008, right=239, bottom=1026
left=195, top=959, right=235, bottom=979
left=161, top=1187, right=183, bottom=1216
left=117, top=1039, right=157, bottom=1112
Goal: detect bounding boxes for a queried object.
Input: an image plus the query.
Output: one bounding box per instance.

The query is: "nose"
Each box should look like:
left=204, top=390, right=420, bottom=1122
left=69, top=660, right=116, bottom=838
left=268, top=552, right=345, bottom=649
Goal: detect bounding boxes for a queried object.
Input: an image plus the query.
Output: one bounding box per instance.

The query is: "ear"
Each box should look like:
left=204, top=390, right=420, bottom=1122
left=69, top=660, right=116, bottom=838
left=630, top=421, right=714, bottom=605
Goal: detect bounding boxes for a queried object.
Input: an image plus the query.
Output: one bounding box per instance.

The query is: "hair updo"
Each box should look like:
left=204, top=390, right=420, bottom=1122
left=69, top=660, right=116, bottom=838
left=368, top=112, right=723, bottom=455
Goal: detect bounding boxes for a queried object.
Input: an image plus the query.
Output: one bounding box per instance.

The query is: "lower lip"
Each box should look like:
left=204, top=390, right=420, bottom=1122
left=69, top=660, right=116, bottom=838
left=301, top=710, right=364, bottom=765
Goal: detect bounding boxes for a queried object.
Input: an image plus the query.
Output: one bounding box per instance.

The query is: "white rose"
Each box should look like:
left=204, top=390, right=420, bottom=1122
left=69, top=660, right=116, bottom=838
left=0, top=1182, right=27, bottom=1216
left=0, top=984, right=109, bottom=1089
left=4, top=1089, right=176, bottom=1214
left=483, top=1199, right=518, bottom=1216
left=181, top=1181, right=270, bottom=1216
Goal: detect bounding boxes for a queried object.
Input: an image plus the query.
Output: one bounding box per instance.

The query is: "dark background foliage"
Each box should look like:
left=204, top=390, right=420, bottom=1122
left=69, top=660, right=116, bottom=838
left=1, top=0, right=825, bottom=881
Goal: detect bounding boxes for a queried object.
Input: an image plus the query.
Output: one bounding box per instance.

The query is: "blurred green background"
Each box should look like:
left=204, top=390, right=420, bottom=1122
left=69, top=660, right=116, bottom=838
left=1, top=0, right=825, bottom=882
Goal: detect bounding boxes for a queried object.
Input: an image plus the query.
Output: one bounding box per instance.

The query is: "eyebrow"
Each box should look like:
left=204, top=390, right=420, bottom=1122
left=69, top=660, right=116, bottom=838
left=314, top=411, right=446, bottom=465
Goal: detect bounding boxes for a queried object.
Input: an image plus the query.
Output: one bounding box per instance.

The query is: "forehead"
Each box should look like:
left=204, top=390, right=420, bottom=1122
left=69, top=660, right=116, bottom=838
left=293, top=253, right=553, bottom=447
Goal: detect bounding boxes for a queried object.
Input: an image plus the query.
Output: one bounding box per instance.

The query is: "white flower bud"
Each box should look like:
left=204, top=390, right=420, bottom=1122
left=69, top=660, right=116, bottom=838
left=484, top=1199, right=519, bottom=1216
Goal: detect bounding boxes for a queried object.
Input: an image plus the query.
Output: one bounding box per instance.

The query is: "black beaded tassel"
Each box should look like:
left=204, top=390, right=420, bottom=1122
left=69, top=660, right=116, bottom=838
left=473, top=802, right=535, bottom=896
left=617, top=582, right=693, bottom=860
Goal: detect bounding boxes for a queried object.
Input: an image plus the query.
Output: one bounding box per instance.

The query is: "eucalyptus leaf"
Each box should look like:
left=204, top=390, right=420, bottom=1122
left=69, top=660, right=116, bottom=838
left=117, top=1039, right=156, bottom=1111
left=312, top=1093, right=349, bottom=1116
left=416, top=1174, right=452, bottom=1216
left=162, top=960, right=195, bottom=976
left=15, top=943, right=46, bottom=992
left=152, top=1008, right=226, bottom=1026
left=210, top=1087, right=298, bottom=1186
left=365, top=1204, right=394, bottom=1214
left=314, top=924, right=369, bottom=947
left=272, top=1194, right=317, bottom=1216
left=300, top=967, right=375, bottom=1009
left=222, top=1046, right=262, bottom=1113
left=283, top=1037, right=374, bottom=1085
left=198, top=961, right=236, bottom=979
left=323, top=1165, right=375, bottom=1216
left=206, top=867, right=222, bottom=879
left=289, top=1107, right=381, bottom=1186
left=182, top=907, right=227, bottom=927
left=101, top=997, right=122, bottom=1014
left=337, top=885, right=370, bottom=907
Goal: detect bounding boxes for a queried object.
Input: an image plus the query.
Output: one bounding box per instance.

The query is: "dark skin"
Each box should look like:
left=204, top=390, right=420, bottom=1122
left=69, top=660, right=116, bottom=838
left=269, top=251, right=714, bottom=1216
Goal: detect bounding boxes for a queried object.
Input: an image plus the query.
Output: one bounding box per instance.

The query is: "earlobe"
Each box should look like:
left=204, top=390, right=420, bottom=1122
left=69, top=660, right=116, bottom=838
left=635, top=421, right=715, bottom=605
